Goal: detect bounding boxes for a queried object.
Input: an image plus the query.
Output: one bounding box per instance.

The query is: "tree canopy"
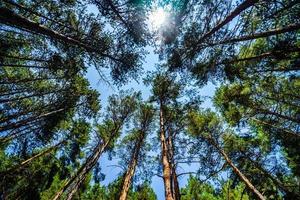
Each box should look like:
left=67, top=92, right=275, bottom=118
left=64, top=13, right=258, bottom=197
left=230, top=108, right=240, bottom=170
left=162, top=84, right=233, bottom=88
left=0, top=0, right=299, bottom=200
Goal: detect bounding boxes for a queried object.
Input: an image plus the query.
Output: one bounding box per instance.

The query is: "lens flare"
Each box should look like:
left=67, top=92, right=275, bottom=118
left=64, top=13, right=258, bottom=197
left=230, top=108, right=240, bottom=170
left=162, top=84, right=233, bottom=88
left=148, top=7, right=167, bottom=30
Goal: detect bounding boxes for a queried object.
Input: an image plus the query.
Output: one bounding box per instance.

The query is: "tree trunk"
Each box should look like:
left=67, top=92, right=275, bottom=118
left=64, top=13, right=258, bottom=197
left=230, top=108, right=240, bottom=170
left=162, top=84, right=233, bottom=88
left=52, top=140, right=110, bottom=200
left=0, top=77, right=61, bottom=85
left=159, top=103, right=174, bottom=200
left=0, top=7, right=121, bottom=63
left=2, top=139, right=66, bottom=175
left=119, top=132, right=145, bottom=200
left=210, top=139, right=266, bottom=200
left=167, top=127, right=180, bottom=200
left=53, top=122, right=124, bottom=200
left=0, top=108, right=65, bottom=132
left=196, top=0, right=258, bottom=45
left=172, top=168, right=180, bottom=200
left=217, top=23, right=300, bottom=45
left=244, top=154, right=300, bottom=198
left=0, top=88, right=64, bottom=104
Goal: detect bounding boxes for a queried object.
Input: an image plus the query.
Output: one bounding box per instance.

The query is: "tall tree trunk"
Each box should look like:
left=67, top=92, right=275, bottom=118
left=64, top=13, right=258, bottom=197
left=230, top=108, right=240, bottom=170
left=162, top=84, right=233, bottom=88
left=210, top=139, right=266, bottom=200
left=2, top=139, right=66, bottom=175
left=52, top=140, right=110, bottom=200
left=217, top=23, right=300, bottom=45
left=244, top=154, right=300, bottom=198
left=0, top=7, right=121, bottom=63
left=119, top=132, right=145, bottom=200
left=0, top=107, right=65, bottom=132
left=0, top=77, right=61, bottom=85
left=167, top=128, right=180, bottom=200
left=53, top=122, right=124, bottom=200
left=159, top=102, right=174, bottom=200
left=0, top=88, right=64, bottom=104
left=172, top=168, right=180, bottom=200
left=196, top=0, right=258, bottom=45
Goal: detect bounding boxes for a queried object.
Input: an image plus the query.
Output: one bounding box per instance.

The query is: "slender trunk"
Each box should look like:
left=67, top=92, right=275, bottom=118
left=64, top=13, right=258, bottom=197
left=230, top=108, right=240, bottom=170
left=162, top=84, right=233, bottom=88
left=0, top=88, right=64, bottom=104
left=210, top=139, right=266, bottom=200
left=2, top=0, right=76, bottom=32
left=0, top=63, right=48, bottom=69
left=172, top=168, right=180, bottom=200
left=0, top=7, right=121, bottom=63
left=167, top=128, right=180, bottom=200
left=119, top=132, right=145, bottom=200
left=225, top=47, right=300, bottom=64
left=244, top=155, right=300, bottom=198
left=0, top=125, right=41, bottom=144
left=258, top=108, right=300, bottom=124
left=196, top=0, right=258, bottom=45
left=0, top=108, right=65, bottom=132
left=53, top=122, right=124, bottom=200
left=0, top=54, right=48, bottom=62
left=0, top=77, right=61, bottom=85
left=0, top=103, right=59, bottom=125
left=52, top=140, right=110, bottom=200
left=217, top=23, right=300, bottom=45
left=2, top=139, right=66, bottom=175
left=159, top=102, right=174, bottom=200
left=251, top=118, right=300, bottom=138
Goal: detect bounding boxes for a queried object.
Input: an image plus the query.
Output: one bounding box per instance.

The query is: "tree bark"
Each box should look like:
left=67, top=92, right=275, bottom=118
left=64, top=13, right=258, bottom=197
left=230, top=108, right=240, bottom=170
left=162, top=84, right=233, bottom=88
left=244, top=154, right=300, bottom=198
left=0, top=7, right=122, bottom=64
left=119, top=132, right=145, bottom=200
left=210, top=139, right=266, bottom=200
left=159, top=103, right=174, bottom=200
left=52, top=140, right=110, bottom=200
left=2, top=139, right=66, bottom=175
left=53, top=121, right=124, bottom=200
left=217, top=23, right=300, bottom=45
left=196, top=0, right=258, bottom=45
left=0, top=108, right=65, bottom=132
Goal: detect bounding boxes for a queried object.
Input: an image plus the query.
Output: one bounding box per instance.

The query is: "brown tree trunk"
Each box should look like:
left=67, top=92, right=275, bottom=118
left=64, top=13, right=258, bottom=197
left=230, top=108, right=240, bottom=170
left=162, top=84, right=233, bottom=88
left=172, top=168, right=180, bottom=200
left=53, top=122, right=124, bottom=200
left=217, top=23, right=300, bottom=45
left=119, top=132, right=145, bottom=200
left=159, top=103, right=174, bottom=200
left=244, top=154, right=300, bottom=198
left=52, top=140, right=110, bottom=200
left=196, top=0, right=258, bottom=45
left=210, top=139, right=266, bottom=200
left=0, top=7, right=121, bottom=63
left=167, top=128, right=180, bottom=200
left=0, top=108, right=65, bottom=132
left=2, top=139, right=66, bottom=175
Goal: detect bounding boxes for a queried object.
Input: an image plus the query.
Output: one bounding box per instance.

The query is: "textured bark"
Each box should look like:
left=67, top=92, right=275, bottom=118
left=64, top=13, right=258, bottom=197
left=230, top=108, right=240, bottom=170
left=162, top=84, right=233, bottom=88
left=172, top=168, right=180, bottom=200
left=119, top=132, right=145, bottom=200
left=52, top=140, right=110, bottom=200
left=159, top=103, right=174, bottom=200
left=210, top=139, right=265, bottom=200
left=167, top=128, right=180, bottom=200
left=53, top=121, right=124, bottom=200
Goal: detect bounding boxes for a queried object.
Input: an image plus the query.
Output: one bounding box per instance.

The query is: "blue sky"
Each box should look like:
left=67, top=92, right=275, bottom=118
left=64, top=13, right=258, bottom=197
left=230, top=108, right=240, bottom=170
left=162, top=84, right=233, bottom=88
left=86, top=44, right=217, bottom=199
left=85, top=2, right=218, bottom=199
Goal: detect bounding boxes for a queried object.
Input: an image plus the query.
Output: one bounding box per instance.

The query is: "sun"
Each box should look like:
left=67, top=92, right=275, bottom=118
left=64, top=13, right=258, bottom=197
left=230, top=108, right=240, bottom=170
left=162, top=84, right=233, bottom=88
left=148, top=7, right=168, bottom=30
